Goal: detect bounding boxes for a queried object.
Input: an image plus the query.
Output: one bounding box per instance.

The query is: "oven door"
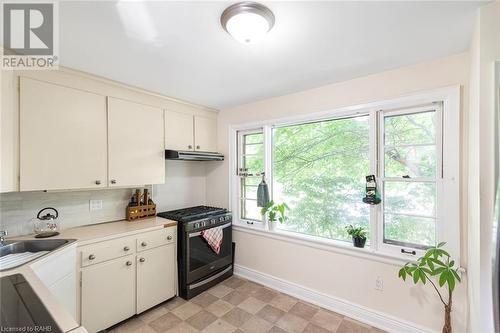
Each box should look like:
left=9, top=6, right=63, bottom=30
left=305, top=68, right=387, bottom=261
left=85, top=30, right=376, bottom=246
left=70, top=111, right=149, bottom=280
left=187, top=222, right=232, bottom=283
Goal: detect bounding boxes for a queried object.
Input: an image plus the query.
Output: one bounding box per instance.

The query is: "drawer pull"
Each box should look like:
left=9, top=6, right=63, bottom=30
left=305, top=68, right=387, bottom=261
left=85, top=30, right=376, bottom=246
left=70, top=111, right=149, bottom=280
left=139, top=257, right=146, bottom=263
left=167, top=235, right=173, bottom=241
left=123, top=246, right=130, bottom=251
left=126, top=261, right=132, bottom=266
left=88, top=254, right=96, bottom=260
left=141, top=242, right=147, bottom=247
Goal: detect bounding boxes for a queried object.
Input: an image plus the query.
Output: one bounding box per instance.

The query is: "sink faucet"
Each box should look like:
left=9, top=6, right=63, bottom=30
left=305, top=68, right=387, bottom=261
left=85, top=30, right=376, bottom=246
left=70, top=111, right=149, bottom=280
left=0, top=230, right=7, bottom=246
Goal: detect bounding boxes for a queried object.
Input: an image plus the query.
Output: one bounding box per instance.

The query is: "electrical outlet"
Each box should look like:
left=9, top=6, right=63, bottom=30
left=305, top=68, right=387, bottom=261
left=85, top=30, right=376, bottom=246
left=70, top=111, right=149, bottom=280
left=89, top=200, right=103, bottom=211
left=375, top=276, right=383, bottom=291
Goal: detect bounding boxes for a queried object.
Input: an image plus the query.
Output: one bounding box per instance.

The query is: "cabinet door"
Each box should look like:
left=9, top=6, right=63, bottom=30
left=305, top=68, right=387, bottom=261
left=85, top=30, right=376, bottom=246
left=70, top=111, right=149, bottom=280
left=107, top=97, right=165, bottom=187
left=20, top=78, right=107, bottom=191
left=81, top=255, right=135, bottom=333
left=194, top=115, right=217, bottom=152
left=136, top=244, right=176, bottom=313
left=165, top=110, right=194, bottom=151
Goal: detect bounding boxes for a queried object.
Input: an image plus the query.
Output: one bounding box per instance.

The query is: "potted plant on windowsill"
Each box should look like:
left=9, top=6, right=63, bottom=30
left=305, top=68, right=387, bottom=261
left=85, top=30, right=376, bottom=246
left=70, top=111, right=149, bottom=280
left=398, top=242, right=461, bottom=333
left=345, top=225, right=367, bottom=248
left=261, top=201, right=288, bottom=231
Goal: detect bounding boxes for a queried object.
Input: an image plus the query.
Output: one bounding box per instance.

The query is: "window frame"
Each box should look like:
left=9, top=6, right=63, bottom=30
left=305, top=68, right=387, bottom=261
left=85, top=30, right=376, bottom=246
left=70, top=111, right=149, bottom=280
left=237, top=128, right=265, bottom=224
left=377, top=104, right=443, bottom=258
left=229, top=86, right=460, bottom=263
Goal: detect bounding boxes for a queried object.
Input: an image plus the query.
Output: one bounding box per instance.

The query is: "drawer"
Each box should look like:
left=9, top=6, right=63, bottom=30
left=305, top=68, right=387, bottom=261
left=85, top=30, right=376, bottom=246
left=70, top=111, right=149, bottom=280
left=81, top=236, right=135, bottom=267
left=137, top=227, right=176, bottom=252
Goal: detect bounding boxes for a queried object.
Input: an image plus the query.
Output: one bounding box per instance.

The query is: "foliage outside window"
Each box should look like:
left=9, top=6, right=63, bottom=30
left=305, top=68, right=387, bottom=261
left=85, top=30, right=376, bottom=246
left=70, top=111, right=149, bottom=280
left=382, top=110, right=439, bottom=249
left=273, top=116, right=370, bottom=242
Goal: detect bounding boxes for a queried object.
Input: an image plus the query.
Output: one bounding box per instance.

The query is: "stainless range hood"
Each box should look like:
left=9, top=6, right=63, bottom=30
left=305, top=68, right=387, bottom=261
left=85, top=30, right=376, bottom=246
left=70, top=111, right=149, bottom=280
left=165, top=150, right=224, bottom=161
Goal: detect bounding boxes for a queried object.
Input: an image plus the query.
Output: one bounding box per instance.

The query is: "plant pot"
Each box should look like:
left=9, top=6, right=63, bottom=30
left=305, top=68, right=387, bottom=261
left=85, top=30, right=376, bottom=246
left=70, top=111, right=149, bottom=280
left=352, top=236, right=366, bottom=248
left=269, top=221, right=278, bottom=231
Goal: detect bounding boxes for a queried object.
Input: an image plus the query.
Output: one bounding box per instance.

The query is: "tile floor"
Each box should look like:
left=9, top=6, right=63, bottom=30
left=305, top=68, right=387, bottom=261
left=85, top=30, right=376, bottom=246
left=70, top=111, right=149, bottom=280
left=108, top=276, right=386, bottom=333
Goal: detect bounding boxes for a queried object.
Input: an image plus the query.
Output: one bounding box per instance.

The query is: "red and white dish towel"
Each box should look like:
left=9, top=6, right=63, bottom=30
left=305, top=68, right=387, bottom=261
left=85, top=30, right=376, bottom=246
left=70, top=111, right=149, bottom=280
left=201, top=226, right=223, bottom=254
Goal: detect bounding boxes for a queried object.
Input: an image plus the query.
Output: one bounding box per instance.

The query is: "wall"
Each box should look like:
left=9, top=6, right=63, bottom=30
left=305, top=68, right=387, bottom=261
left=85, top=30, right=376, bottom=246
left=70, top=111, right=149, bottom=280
left=468, top=2, right=500, bottom=332
left=206, top=53, right=469, bottom=332
left=0, top=188, right=138, bottom=236
left=0, top=160, right=208, bottom=237
left=153, top=161, right=207, bottom=212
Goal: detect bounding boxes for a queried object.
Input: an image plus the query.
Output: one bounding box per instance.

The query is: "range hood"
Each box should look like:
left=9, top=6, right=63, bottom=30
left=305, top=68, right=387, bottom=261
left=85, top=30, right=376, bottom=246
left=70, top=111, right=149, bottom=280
left=165, top=150, right=224, bottom=161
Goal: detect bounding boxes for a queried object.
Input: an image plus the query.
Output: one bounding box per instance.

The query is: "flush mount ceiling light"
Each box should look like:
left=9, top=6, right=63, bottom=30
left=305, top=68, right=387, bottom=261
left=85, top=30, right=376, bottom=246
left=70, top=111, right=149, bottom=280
left=221, top=2, right=275, bottom=44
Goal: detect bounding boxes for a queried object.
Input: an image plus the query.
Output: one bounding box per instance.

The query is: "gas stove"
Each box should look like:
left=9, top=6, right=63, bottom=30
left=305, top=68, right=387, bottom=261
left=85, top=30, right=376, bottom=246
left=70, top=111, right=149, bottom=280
left=157, top=206, right=231, bottom=232
left=157, top=206, right=233, bottom=299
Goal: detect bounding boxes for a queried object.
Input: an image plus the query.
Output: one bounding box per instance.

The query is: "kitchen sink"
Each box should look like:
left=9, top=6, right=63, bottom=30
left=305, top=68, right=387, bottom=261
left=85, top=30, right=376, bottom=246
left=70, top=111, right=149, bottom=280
left=0, top=239, right=74, bottom=271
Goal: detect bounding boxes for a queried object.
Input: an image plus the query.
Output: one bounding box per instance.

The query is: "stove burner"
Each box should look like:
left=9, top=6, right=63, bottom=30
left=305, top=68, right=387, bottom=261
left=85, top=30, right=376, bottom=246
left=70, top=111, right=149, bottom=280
left=157, top=206, right=228, bottom=222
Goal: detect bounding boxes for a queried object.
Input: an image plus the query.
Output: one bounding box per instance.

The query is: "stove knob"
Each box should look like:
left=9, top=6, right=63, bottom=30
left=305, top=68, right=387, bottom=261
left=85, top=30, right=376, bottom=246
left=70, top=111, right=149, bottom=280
left=194, top=223, right=200, bottom=229
left=219, top=217, right=224, bottom=222
left=210, top=219, right=216, bottom=224
left=225, top=216, right=230, bottom=221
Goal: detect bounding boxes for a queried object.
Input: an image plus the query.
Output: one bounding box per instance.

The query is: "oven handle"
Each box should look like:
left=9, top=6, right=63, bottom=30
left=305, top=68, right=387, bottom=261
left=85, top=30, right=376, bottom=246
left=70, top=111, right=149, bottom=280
left=189, top=265, right=233, bottom=290
left=188, top=222, right=232, bottom=238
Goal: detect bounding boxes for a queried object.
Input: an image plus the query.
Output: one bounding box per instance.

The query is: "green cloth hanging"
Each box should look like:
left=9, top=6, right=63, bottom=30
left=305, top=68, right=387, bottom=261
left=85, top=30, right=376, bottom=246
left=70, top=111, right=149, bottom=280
left=257, top=177, right=270, bottom=207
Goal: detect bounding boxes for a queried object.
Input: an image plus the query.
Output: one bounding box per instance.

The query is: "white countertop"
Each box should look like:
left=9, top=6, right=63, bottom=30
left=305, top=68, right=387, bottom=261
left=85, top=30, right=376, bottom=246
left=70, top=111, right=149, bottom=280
left=14, top=216, right=177, bottom=246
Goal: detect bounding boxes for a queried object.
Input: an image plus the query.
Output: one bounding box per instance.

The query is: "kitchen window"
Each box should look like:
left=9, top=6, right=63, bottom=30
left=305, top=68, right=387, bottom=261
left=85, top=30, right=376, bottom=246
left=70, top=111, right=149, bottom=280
left=378, top=106, right=443, bottom=256
left=232, top=88, right=459, bottom=261
left=237, top=130, right=265, bottom=222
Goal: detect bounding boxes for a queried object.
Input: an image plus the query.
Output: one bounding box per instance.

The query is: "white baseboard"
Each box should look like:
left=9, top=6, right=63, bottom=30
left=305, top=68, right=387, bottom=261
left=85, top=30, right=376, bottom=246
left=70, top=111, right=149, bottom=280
left=234, top=264, right=435, bottom=333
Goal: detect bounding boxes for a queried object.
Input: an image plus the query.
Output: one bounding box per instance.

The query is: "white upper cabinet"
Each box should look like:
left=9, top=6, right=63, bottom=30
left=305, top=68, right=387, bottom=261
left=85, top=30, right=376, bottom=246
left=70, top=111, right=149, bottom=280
left=19, top=78, right=107, bottom=191
left=194, top=115, right=217, bottom=152
left=164, top=110, right=217, bottom=153
left=164, top=110, right=194, bottom=151
left=107, top=97, right=165, bottom=187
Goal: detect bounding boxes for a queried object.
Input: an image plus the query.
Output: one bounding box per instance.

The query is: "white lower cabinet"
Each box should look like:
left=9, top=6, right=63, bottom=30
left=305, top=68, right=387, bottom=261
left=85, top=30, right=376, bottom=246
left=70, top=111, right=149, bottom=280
left=81, top=255, right=136, bottom=333
left=30, top=243, right=77, bottom=320
left=79, top=227, right=177, bottom=333
left=137, top=244, right=176, bottom=313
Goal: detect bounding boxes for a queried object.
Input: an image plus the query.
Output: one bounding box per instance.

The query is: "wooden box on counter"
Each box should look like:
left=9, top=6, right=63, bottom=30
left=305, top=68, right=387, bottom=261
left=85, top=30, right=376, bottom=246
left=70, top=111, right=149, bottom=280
left=126, top=204, right=156, bottom=221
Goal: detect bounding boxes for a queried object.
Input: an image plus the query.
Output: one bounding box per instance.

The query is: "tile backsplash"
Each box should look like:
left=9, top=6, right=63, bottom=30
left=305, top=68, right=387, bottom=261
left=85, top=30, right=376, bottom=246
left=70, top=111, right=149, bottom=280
left=0, top=188, right=139, bottom=237
left=0, top=161, right=209, bottom=237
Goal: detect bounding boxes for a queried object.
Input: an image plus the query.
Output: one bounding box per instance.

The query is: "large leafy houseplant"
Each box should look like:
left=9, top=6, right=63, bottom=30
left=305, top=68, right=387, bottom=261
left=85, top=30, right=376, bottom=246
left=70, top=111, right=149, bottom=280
left=261, top=201, right=288, bottom=231
left=398, top=242, right=461, bottom=333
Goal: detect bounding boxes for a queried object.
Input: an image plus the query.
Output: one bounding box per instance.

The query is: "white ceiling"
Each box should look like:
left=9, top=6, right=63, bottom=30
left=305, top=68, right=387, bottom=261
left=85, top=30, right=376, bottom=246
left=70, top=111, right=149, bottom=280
left=59, top=1, right=481, bottom=109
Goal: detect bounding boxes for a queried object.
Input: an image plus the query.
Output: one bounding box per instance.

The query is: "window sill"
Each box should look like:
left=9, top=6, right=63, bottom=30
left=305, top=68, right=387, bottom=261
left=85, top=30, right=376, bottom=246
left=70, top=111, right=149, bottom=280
left=232, top=220, right=420, bottom=267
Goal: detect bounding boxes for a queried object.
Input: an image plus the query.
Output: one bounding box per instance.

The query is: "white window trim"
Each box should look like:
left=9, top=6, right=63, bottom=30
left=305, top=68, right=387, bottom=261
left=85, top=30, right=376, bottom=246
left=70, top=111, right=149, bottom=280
left=228, top=85, right=461, bottom=265
left=377, top=103, right=443, bottom=259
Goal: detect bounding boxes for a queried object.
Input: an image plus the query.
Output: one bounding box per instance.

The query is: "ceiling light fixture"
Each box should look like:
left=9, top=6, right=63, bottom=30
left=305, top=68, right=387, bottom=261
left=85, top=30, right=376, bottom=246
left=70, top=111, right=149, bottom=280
left=221, top=2, right=275, bottom=44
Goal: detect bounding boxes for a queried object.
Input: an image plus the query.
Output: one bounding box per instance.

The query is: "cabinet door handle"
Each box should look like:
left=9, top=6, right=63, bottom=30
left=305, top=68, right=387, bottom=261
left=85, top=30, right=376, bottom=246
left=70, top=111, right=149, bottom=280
left=95, top=180, right=101, bottom=185
left=188, top=145, right=193, bottom=149
left=167, top=235, right=173, bottom=241
left=88, top=254, right=96, bottom=260
left=196, top=145, right=200, bottom=150
left=123, top=246, right=130, bottom=251
left=126, top=261, right=132, bottom=266
left=110, top=179, right=117, bottom=184
left=139, top=257, right=145, bottom=263
left=141, top=242, right=147, bottom=247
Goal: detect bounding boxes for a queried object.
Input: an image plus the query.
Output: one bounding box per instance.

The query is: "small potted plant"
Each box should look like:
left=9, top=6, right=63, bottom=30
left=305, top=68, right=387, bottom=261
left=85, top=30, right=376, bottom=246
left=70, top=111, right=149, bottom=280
left=398, top=242, right=461, bottom=333
left=345, top=225, right=367, bottom=248
left=261, top=200, right=288, bottom=231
